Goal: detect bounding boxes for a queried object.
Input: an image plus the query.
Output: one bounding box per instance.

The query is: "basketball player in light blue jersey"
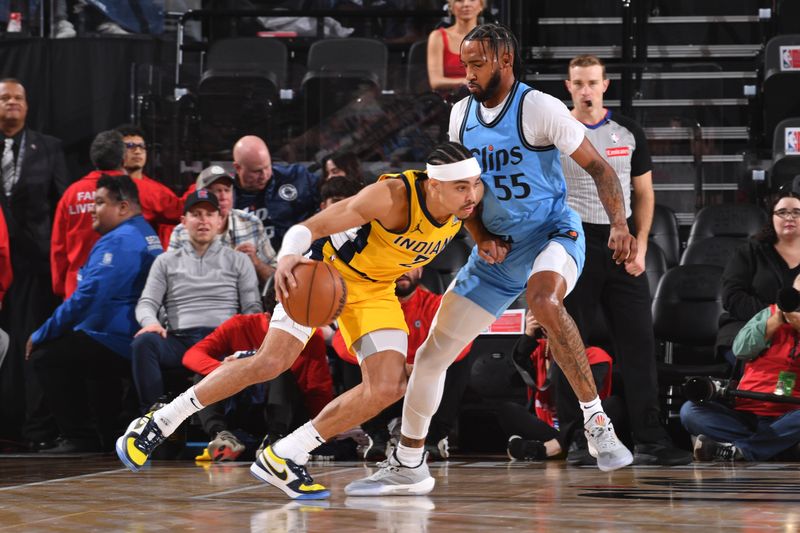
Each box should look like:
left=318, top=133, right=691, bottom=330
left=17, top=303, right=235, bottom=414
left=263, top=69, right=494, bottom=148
left=346, top=23, right=637, bottom=496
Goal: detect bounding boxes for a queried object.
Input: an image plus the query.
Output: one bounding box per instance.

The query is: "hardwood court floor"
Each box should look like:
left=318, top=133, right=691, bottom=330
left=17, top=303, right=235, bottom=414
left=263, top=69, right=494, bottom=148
left=1, top=455, right=799, bottom=531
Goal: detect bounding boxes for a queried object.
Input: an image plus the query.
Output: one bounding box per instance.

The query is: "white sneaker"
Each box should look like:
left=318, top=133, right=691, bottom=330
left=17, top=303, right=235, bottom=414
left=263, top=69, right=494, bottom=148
left=54, top=19, right=76, bottom=38
left=584, top=412, right=633, bottom=472
left=345, top=450, right=435, bottom=496
left=96, top=22, right=130, bottom=35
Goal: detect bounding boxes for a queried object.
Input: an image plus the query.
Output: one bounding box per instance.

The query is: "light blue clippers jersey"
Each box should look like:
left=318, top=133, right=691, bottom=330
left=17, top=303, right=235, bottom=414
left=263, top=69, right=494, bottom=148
left=459, top=81, right=571, bottom=243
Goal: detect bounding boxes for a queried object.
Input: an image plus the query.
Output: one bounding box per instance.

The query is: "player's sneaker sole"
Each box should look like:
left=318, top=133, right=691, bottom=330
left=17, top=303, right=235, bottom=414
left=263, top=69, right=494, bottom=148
left=344, top=476, right=435, bottom=496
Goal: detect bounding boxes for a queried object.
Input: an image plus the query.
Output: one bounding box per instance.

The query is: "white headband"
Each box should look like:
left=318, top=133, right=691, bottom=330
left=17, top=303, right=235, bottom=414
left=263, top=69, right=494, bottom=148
left=426, top=157, right=482, bottom=181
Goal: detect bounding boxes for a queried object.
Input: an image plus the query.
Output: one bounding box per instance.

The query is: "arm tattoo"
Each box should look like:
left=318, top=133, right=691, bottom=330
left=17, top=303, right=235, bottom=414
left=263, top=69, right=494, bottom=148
left=585, top=158, right=626, bottom=226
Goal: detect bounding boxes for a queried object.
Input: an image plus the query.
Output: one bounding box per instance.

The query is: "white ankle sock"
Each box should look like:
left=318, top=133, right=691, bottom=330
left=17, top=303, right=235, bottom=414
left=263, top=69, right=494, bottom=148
left=579, top=396, right=603, bottom=424
left=272, top=421, right=325, bottom=465
left=396, top=443, right=424, bottom=467
left=153, top=387, right=204, bottom=437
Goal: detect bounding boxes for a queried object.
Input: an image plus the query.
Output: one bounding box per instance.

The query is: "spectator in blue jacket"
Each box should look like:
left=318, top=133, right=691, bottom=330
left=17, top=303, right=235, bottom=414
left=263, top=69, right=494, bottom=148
left=27, top=174, right=163, bottom=453
left=232, top=135, right=320, bottom=250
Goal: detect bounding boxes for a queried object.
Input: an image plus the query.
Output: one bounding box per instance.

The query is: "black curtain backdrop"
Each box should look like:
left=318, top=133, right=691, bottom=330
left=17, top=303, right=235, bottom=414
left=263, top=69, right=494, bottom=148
left=0, top=37, right=172, bottom=180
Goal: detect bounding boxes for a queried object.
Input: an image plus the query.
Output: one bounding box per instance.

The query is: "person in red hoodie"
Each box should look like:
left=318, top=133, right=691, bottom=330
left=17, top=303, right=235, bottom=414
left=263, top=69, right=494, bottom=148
left=50, top=130, right=127, bottom=299
left=182, top=292, right=334, bottom=462
left=0, top=206, right=10, bottom=365
left=0, top=205, right=11, bottom=309
left=115, top=124, right=183, bottom=249
left=332, top=266, right=472, bottom=461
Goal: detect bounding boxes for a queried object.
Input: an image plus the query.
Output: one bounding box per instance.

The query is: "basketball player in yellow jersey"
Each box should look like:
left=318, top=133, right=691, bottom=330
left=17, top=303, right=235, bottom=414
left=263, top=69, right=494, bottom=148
left=116, top=141, right=505, bottom=499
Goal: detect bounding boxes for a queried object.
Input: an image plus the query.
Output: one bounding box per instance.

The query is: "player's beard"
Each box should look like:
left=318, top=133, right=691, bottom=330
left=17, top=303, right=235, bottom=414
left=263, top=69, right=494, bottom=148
left=472, top=68, right=502, bottom=103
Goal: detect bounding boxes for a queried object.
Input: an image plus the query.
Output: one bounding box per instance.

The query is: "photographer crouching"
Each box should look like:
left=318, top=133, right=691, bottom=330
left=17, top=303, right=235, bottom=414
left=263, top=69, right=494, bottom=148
left=681, top=274, right=800, bottom=462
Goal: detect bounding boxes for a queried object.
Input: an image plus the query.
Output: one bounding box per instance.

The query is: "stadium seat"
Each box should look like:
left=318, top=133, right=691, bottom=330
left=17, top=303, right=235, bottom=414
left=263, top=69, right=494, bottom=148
left=300, top=38, right=388, bottom=128
left=771, top=117, right=800, bottom=191
left=686, top=204, right=767, bottom=246
left=195, top=38, right=288, bottom=154
left=680, top=236, right=744, bottom=268
left=651, top=264, right=730, bottom=417
left=652, top=264, right=729, bottom=376
left=405, top=40, right=430, bottom=95
left=763, top=35, right=800, bottom=146
left=649, top=204, right=681, bottom=268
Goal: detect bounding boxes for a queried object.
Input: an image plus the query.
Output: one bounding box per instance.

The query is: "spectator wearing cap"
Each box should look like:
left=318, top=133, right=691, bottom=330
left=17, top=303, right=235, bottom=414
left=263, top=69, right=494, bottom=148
left=116, top=124, right=183, bottom=249
left=50, top=130, right=127, bottom=300
left=27, top=174, right=163, bottom=452
left=232, top=135, right=320, bottom=250
left=170, top=165, right=276, bottom=284
left=132, top=189, right=262, bottom=412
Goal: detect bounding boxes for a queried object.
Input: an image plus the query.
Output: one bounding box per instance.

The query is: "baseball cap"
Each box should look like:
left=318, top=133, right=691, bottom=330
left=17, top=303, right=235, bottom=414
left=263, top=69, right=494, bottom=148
left=183, top=188, right=220, bottom=214
left=196, top=165, right=235, bottom=190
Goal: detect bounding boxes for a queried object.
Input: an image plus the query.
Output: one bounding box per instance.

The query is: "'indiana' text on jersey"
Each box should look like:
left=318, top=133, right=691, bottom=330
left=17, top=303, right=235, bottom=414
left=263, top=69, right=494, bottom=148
left=459, top=80, right=571, bottom=243
left=322, top=170, right=462, bottom=282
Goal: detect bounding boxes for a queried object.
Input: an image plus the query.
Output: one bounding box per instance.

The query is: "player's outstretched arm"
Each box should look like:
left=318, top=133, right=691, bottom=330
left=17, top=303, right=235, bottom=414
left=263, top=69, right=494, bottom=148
left=569, top=137, right=637, bottom=264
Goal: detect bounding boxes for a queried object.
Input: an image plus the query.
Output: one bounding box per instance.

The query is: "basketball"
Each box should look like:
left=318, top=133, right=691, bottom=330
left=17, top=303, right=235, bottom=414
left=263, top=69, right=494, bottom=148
left=283, top=261, right=347, bottom=327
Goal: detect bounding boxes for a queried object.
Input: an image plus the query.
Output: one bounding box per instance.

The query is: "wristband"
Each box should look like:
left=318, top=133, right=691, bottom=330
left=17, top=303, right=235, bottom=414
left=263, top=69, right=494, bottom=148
left=277, top=225, right=312, bottom=260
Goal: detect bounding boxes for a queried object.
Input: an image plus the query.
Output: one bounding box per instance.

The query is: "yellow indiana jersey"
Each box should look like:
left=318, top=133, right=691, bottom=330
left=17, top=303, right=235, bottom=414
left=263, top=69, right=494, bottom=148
left=321, top=170, right=463, bottom=285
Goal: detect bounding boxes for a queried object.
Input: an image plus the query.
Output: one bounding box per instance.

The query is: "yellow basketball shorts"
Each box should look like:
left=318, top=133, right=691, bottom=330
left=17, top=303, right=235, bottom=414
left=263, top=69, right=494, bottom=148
left=332, top=266, right=409, bottom=352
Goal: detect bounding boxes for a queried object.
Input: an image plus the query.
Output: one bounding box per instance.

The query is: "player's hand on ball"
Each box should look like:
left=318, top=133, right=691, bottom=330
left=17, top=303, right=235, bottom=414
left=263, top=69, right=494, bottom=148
left=275, top=254, right=314, bottom=303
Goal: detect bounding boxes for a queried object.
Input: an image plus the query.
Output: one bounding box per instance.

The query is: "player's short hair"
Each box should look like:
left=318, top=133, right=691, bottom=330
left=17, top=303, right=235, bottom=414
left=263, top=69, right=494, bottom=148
left=321, top=175, right=364, bottom=203
left=90, top=130, right=124, bottom=171
left=462, top=23, right=523, bottom=79
left=426, top=141, right=474, bottom=166
left=568, top=55, right=607, bottom=79
left=97, top=173, right=141, bottom=208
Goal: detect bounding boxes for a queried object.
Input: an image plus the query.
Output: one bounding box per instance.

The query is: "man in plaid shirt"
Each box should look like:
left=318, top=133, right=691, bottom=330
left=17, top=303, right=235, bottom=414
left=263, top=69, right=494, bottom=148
left=169, top=166, right=276, bottom=284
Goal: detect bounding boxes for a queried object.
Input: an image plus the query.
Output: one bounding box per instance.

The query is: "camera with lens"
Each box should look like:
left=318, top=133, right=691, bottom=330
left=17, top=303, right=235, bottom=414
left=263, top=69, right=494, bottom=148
left=683, top=376, right=734, bottom=404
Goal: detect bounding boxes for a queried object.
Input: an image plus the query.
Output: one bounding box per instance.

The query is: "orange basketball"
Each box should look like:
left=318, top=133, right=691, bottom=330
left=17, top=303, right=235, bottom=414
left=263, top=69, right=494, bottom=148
left=283, top=261, right=347, bottom=327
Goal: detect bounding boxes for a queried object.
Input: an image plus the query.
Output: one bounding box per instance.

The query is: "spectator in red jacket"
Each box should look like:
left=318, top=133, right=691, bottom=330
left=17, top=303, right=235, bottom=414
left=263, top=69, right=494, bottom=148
left=0, top=206, right=10, bottom=364
left=182, top=306, right=334, bottom=462
left=116, top=124, right=183, bottom=249
left=332, top=266, right=472, bottom=461
left=0, top=205, right=10, bottom=309
left=50, top=130, right=126, bottom=299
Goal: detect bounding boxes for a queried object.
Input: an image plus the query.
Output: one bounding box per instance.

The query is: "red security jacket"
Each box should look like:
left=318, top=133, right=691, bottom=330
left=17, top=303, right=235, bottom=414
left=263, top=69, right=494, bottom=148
left=0, top=206, right=11, bottom=303
left=182, top=313, right=334, bottom=417
left=51, top=171, right=184, bottom=299
left=332, top=286, right=473, bottom=365
left=50, top=170, right=124, bottom=299
left=136, top=174, right=183, bottom=249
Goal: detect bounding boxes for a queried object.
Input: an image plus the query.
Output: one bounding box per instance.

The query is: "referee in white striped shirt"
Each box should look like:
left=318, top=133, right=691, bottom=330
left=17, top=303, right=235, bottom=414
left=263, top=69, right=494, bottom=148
left=555, top=54, right=692, bottom=467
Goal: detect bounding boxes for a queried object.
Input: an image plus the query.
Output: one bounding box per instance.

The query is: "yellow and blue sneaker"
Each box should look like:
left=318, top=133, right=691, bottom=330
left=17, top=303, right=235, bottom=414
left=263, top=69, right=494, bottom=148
left=115, top=411, right=166, bottom=472
left=250, top=445, right=330, bottom=499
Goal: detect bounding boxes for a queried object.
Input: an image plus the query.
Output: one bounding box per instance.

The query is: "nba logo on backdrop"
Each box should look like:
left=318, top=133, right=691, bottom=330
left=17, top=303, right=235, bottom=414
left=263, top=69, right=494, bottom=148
left=781, top=46, right=800, bottom=71
left=787, top=128, right=800, bottom=155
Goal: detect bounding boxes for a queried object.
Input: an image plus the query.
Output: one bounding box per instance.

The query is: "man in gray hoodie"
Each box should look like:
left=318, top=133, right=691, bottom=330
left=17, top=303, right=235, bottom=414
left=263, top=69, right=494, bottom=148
left=131, top=189, right=261, bottom=413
